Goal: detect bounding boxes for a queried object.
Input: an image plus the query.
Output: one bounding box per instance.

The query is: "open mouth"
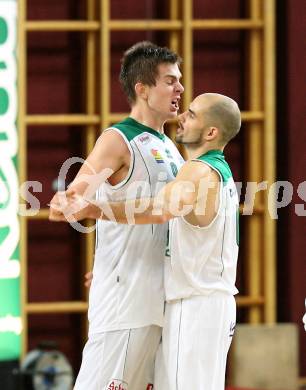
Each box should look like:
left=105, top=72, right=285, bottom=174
left=171, top=98, right=180, bottom=111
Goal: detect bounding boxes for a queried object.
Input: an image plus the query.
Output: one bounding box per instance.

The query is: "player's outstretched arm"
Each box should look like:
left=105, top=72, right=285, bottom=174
left=107, top=160, right=218, bottom=225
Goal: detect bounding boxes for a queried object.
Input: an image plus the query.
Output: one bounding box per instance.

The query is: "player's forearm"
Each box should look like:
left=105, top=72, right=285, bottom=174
left=86, top=179, right=196, bottom=224
left=94, top=198, right=172, bottom=225
left=100, top=182, right=196, bottom=224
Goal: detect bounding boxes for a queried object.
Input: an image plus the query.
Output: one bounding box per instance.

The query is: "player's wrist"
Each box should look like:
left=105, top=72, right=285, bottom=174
left=88, top=201, right=103, bottom=219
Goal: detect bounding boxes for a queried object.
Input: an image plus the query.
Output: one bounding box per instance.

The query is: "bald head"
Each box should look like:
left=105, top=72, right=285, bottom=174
left=195, top=93, right=241, bottom=145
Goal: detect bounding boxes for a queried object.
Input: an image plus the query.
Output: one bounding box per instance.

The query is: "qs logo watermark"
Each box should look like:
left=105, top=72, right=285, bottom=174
left=5, top=155, right=305, bottom=234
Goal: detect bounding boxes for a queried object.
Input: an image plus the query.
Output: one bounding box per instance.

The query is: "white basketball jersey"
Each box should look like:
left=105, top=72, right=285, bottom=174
left=164, top=149, right=239, bottom=302
left=89, top=117, right=184, bottom=334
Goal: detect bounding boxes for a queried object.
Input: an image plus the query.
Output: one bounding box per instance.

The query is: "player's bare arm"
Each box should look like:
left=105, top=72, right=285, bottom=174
left=49, top=130, right=130, bottom=221
left=109, top=160, right=220, bottom=226
left=183, top=161, right=220, bottom=227
left=152, top=160, right=220, bottom=227
left=53, top=160, right=220, bottom=226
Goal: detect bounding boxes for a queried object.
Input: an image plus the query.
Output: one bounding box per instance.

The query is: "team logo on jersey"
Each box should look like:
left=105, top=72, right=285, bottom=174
left=151, top=149, right=164, bottom=163
left=139, top=134, right=150, bottom=144
left=106, top=379, right=128, bottom=390
left=146, top=385, right=154, bottom=390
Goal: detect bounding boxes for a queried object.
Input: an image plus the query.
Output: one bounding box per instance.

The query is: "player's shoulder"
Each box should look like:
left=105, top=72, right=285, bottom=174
left=177, top=159, right=216, bottom=181
left=96, top=127, right=128, bottom=147
left=92, top=128, right=130, bottom=159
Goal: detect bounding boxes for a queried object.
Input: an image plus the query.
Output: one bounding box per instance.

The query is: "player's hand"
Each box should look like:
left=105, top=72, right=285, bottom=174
left=84, top=271, right=93, bottom=288
left=49, top=189, right=94, bottom=222
left=49, top=191, right=70, bottom=221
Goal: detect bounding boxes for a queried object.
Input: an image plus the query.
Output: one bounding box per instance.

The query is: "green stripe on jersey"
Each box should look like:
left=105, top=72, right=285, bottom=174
left=112, top=117, right=165, bottom=142
left=197, top=149, right=232, bottom=184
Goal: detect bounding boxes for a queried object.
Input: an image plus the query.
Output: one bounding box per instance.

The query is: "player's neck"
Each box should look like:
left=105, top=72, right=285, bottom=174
left=186, top=143, right=224, bottom=159
left=129, top=106, right=166, bottom=133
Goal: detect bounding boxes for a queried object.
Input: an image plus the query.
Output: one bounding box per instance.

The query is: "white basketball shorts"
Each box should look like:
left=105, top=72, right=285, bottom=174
left=74, top=325, right=162, bottom=390
left=154, top=293, right=236, bottom=390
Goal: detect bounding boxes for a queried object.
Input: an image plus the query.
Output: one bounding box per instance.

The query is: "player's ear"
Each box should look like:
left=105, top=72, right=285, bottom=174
left=135, top=83, right=148, bottom=100
left=205, top=126, right=219, bottom=141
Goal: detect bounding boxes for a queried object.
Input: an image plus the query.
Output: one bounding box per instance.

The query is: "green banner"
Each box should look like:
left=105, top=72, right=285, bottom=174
left=0, top=0, right=21, bottom=361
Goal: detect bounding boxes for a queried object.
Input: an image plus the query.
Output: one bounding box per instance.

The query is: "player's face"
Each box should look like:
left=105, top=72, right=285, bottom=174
left=146, top=63, right=184, bottom=120
left=176, top=96, right=208, bottom=146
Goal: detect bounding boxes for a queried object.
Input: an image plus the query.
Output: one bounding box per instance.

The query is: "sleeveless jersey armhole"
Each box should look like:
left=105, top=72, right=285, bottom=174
left=103, top=127, right=135, bottom=190
left=181, top=159, right=224, bottom=230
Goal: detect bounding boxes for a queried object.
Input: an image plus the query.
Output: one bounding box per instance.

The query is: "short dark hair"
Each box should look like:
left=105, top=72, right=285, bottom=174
left=119, top=41, right=182, bottom=104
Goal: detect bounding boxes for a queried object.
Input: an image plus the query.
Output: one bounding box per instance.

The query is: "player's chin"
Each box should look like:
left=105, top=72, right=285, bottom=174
left=168, top=109, right=178, bottom=118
